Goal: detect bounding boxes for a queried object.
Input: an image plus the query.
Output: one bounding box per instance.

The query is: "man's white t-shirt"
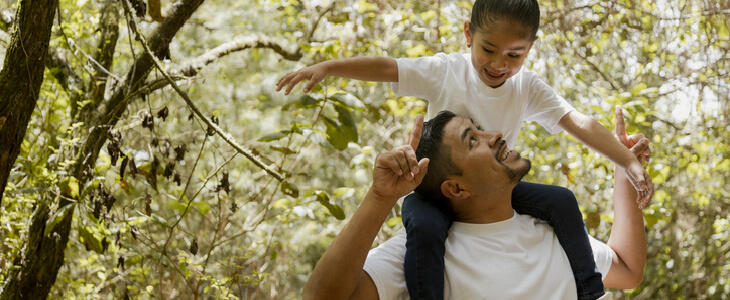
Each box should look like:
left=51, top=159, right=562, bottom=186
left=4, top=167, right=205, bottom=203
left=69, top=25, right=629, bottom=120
left=363, top=211, right=614, bottom=300
left=393, top=53, right=575, bottom=148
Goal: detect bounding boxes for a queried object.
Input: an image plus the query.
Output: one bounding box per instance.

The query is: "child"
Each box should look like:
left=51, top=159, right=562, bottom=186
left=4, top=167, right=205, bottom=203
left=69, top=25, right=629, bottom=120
left=277, top=0, right=653, bottom=299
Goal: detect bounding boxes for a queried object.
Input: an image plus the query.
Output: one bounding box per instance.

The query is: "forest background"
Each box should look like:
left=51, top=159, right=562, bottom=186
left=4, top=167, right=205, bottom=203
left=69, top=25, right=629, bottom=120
left=0, top=0, right=727, bottom=299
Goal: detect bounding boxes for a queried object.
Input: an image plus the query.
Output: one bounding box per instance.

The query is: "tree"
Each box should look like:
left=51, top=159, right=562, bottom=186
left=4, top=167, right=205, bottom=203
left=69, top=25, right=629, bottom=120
left=0, top=0, right=728, bottom=298
left=0, top=0, right=58, bottom=204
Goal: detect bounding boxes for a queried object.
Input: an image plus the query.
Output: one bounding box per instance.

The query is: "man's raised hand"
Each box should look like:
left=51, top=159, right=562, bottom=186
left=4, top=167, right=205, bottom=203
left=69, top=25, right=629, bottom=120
left=370, top=115, right=430, bottom=204
left=615, top=105, right=654, bottom=209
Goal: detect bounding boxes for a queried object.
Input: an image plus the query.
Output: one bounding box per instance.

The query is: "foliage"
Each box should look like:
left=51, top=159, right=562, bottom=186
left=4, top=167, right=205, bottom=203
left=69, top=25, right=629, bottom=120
left=0, top=0, right=728, bottom=298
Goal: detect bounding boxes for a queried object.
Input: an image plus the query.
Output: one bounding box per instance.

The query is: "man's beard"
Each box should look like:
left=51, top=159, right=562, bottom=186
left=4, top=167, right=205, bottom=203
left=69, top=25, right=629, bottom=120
left=503, top=156, right=531, bottom=183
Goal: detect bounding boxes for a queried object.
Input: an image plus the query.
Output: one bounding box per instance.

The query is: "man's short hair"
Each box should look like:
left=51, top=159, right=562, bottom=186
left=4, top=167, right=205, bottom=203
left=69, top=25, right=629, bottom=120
left=414, top=110, right=463, bottom=202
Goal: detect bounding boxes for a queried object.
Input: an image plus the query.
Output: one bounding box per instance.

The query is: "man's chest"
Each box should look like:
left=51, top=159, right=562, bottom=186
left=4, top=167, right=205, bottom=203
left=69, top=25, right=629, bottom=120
left=442, top=227, right=577, bottom=299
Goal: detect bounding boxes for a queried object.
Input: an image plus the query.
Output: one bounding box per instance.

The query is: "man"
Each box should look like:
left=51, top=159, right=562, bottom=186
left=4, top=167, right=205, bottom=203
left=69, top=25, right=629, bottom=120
left=304, top=110, right=647, bottom=299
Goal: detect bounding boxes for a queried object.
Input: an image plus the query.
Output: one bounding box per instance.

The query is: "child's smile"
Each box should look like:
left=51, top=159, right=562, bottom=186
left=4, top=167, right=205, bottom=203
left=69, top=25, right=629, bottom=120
left=465, top=20, right=534, bottom=88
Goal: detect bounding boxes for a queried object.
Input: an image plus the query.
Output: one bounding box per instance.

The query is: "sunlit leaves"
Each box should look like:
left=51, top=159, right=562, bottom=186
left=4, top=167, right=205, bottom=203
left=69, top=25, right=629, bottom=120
left=314, top=190, right=345, bottom=220
left=45, top=203, right=76, bottom=236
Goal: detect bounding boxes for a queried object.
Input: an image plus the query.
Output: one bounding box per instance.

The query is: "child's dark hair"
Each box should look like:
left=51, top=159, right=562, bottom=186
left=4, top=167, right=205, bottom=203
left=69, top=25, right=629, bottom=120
left=414, top=110, right=463, bottom=202
left=469, top=0, right=541, bottom=41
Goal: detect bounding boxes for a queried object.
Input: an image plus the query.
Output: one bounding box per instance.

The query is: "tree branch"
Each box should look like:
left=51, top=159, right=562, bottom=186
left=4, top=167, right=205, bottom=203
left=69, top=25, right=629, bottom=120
left=46, top=47, right=84, bottom=100
left=171, top=35, right=301, bottom=77
left=88, top=0, right=121, bottom=115
left=124, top=8, right=285, bottom=182
left=574, top=49, right=621, bottom=91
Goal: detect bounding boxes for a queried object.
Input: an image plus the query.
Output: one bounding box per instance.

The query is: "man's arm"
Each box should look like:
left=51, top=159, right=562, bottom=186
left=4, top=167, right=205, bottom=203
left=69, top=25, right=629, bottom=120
left=602, top=107, right=648, bottom=289
left=559, top=110, right=654, bottom=208
left=276, top=57, right=398, bottom=95
left=304, top=115, right=429, bottom=300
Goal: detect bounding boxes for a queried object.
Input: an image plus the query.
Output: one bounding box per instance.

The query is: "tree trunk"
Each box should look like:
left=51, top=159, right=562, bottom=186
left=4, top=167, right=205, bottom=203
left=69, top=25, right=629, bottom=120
left=0, top=0, right=58, bottom=204
left=1, top=0, right=204, bottom=298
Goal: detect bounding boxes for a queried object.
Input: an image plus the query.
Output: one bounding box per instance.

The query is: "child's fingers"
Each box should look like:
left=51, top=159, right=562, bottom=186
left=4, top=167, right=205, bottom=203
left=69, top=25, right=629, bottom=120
left=639, top=177, right=654, bottom=209
left=625, top=169, right=647, bottom=203
left=629, top=138, right=649, bottom=157
left=615, top=105, right=629, bottom=145
left=303, top=73, right=324, bottom=93
left=284, top=74, right=306, bottom=95
left=276, top=73, right=292, bottom=91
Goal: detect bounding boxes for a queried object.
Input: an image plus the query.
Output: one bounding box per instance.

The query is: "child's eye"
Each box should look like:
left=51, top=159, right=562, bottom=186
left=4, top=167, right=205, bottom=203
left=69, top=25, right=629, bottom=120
left=482, top=48, right=493, bottom=53
left=509, top=54, right=521, bottom=58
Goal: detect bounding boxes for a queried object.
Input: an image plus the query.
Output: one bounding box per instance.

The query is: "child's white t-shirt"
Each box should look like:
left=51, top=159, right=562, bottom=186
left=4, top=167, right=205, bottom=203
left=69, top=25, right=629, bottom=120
left=392, top=52, right=575, bottom=148
left=362, top=211, right=614, bottom=300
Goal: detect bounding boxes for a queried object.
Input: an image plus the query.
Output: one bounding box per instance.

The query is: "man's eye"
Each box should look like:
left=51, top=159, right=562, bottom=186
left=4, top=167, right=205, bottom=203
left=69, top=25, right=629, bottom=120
left=470, top=137, right=477, bottom=146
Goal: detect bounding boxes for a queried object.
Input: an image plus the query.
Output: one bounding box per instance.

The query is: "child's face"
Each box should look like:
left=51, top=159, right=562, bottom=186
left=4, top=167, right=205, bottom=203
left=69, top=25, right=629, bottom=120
left=464, top=20, right=534, bottom=88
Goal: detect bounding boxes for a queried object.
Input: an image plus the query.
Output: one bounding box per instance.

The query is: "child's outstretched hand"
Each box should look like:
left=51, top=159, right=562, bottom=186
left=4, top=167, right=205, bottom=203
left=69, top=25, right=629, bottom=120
left=276, top=63, right=328, bottom=95
left=615, top=105, right=654, bottom=209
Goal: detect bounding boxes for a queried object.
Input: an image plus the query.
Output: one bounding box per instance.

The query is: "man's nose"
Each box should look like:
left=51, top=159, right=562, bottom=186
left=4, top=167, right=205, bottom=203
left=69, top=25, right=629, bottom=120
left=482, top=131, right=503, bottom=147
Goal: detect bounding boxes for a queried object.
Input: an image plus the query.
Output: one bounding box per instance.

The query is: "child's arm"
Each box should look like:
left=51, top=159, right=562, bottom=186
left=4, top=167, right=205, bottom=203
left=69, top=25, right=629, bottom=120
left=276, top=57, right=398, bottom=95
left=558, top=109, right=654, bottom=209
left=603, top=109, right=648, bottom=289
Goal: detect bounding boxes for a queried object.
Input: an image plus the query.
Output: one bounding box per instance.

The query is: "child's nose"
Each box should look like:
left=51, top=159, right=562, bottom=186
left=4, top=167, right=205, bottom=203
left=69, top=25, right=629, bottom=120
left=491, top=57, right=507, bottom=70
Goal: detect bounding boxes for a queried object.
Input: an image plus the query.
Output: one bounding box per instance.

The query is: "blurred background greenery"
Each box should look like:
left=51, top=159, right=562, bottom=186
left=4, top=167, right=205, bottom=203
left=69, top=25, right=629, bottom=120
left=0, top=0, right=728, bottom=298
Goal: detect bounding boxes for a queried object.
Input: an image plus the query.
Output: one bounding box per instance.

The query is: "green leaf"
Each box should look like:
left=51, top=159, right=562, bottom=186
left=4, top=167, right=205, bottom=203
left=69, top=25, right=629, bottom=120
left=324, top=203, right=345, bottom=220
left=150, top=214, right=169, bottom=227
left=281, top=181, right=299, bottom=198
left=332, top=187, right=353, bottom=197
left=386, top=217, right=401, bottom=227
left=258, top=131, right=287, bottom=142
left=59, top=176, right=80, bottom=199
left=193, top=201, right=211, bottom=216
left=270, top=250, right=278, bottom=260
left=330, top=93, right=365, bottom=110
left=630, top=83, right=648, bottom=96
left=168, top=200, right=188, bottom=215
left=45, top=203, right=76, bottom=236
left=79, top=225, right=104, bottom=253
left=282, top=94, right=319, bottom=110
left=335, top=105, right=358, bottom=143
left=323, top=116, right=348, bottom=150
left=290, top=122, right=313, bottom=132
left=315, top=191, right=346, bottom=220
left=270, top=145, right=296, bottom=155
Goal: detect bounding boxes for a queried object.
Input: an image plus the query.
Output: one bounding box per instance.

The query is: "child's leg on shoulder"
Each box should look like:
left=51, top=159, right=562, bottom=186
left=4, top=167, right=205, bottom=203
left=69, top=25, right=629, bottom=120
left=511, top=181, right=605, bottom=300
left=401, top=192, right=453, bottom=300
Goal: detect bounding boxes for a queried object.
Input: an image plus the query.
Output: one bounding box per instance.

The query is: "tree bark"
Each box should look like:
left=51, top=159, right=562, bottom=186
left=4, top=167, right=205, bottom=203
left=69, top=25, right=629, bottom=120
left=1, top=0, right=204, bottom=298
left=0, top=0, right=58, bottom=203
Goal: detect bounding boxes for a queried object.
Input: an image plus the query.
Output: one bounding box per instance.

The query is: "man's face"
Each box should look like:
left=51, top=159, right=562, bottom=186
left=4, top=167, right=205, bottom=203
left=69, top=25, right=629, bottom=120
left=465, top=20, right=534, bottom=88
left=442, top=117, right=531, bottom=192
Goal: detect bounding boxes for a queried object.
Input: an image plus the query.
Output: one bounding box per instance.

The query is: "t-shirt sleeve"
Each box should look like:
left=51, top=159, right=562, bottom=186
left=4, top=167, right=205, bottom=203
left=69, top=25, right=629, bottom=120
left=362, top=230, right=410, bottom=300
left=523, top=73, right=575, bottom=134
left=391, top=54, right=449, bottom=100
left=589, top=235, right=615, bottom=280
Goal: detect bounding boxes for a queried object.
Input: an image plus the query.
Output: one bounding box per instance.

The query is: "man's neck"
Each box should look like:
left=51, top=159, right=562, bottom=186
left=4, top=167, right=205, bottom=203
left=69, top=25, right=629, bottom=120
left=450, top=190, right=515, bottom=224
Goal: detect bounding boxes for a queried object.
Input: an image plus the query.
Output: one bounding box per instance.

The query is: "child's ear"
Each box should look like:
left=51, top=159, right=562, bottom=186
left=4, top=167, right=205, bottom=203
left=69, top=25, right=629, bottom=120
left=442, top=179, right=470, bottom=200
left=464, top=21, right=473, bottom=46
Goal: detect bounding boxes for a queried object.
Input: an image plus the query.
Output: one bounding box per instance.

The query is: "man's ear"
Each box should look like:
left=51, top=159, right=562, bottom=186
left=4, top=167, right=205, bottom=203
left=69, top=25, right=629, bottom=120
left=441, top=179, right=470, bottom=200
left=464, top=21, right=473, bottom=46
